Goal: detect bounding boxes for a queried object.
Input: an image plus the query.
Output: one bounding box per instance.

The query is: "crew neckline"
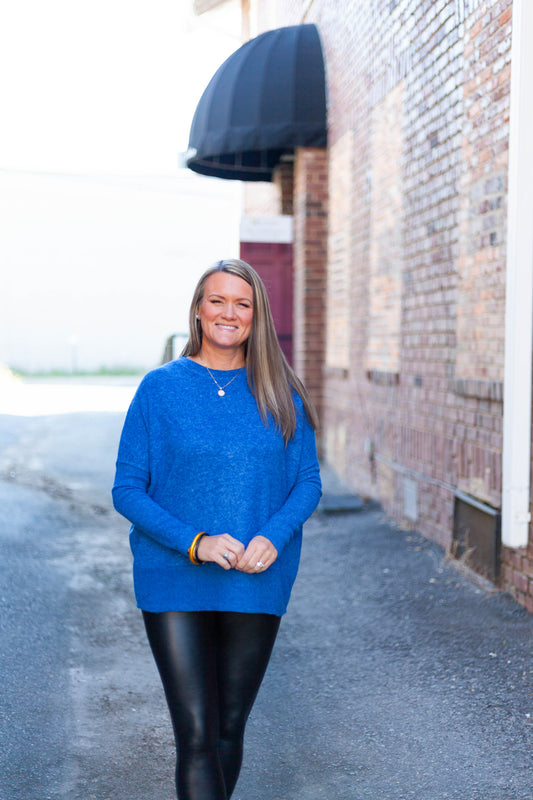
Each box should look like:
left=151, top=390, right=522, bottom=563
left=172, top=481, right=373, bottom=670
left=183, top=357, right=246, bottom=373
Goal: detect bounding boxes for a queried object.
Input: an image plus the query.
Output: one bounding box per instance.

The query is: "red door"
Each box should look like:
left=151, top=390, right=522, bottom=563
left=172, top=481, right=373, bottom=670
left=240, top=241, right=294, bottom=364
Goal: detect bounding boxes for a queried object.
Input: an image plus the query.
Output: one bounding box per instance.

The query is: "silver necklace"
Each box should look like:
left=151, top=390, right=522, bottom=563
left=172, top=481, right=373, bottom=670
left=204, top=366, right=244, bottom=396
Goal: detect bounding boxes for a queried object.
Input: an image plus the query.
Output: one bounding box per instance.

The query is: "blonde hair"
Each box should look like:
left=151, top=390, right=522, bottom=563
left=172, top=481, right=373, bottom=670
left=181, top=259, right=318, bottom=442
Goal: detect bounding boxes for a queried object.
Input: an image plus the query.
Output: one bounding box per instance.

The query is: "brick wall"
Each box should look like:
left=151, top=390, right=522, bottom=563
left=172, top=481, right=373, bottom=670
left=501, top=544, right=533, bottom=614
left=293, top=148, right=329, bottom=430
left=456, top=1, right=510, bottom=383
left=367, top=80, right=404, bottom=374
left=246, top=0, right=531, bottom=612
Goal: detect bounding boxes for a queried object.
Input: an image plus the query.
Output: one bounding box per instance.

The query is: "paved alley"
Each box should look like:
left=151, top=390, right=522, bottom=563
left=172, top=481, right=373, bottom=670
left=0, top=378, right=531, bottom=800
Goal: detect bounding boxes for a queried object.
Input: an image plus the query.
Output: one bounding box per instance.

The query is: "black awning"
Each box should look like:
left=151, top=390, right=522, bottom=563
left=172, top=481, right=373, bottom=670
left=186, top=24, right=327, bottom=182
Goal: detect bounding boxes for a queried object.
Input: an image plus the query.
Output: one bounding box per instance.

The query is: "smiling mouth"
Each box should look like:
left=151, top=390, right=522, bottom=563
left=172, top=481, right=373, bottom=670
left=216, top=324, right=238, bottom=331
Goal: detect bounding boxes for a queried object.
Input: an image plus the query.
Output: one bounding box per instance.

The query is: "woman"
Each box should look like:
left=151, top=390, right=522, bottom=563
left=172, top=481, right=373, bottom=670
left=112, top=258, right=321, bottom=800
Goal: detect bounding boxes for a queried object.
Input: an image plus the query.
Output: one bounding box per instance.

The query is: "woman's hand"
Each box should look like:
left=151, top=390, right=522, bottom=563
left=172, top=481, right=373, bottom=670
left=196, top=533, right=245, bottom=570
left=235, top=535, right=278, bottom=574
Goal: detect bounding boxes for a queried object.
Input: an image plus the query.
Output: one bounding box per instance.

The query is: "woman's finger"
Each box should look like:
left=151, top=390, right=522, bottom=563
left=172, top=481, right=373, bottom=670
left=235, top=536, right=277, bottom=573
left=196, top=534, right=243, bottom=568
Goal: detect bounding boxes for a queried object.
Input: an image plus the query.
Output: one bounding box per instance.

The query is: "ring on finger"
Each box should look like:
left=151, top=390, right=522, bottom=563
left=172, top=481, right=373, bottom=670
left=256, top=560, right=266, bottom=569
left=223, top=552, right=231, bottom=562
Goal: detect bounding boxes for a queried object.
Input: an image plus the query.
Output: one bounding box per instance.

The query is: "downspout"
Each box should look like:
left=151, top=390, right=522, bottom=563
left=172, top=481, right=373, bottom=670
left=502, top=0, right=533, bottom=548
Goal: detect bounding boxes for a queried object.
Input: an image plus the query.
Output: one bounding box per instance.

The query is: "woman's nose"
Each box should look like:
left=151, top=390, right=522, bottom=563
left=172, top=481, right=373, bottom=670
left=222, top=303, right=236, bottom=318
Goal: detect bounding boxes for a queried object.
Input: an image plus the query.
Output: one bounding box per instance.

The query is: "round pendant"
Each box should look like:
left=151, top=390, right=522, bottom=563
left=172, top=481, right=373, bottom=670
left=218, top=389, right=225, bottom=397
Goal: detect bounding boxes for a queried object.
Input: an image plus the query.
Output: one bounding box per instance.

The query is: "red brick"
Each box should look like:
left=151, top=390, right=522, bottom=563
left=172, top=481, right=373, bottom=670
left=246, top=0, right=522, bottom=605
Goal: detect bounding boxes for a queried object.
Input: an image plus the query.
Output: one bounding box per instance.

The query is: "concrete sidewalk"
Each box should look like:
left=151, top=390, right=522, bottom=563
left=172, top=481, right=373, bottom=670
left=238, top=469, right=532, bottom=800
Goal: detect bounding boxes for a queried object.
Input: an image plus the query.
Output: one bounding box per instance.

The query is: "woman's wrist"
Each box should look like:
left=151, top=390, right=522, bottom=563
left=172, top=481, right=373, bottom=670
left=188, top=532, right=208, bottom=564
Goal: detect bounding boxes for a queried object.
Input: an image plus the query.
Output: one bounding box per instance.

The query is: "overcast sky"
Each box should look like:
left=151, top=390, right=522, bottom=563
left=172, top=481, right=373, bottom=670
left=0, top=1, right=244, bottom=374
left=0, top=0, right=241, bottom=174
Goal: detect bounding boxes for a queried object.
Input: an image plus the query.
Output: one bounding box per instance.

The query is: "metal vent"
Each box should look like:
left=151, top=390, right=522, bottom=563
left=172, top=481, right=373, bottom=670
left=452, top=491, right=501, bottom=583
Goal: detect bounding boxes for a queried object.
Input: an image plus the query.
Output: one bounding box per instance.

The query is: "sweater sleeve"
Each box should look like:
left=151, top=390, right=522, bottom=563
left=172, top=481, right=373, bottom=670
left=254, top=410, right=322, bottom=553
left=112, top=383, right=198, bottom=555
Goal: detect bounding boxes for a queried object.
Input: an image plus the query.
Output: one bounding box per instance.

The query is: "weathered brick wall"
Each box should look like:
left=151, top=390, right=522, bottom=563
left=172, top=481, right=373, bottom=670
left=456, top=1, right=510, bottom=383
left=367, top=80, right=404, bottom=374
left=293, top=148, right=329, bottom=430
left=246, top=0, right=531, bottom=611
left=502, top=543, right=533, bottom=614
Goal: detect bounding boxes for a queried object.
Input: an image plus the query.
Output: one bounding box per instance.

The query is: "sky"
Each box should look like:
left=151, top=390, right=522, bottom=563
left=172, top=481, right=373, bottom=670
left=0, top=0, right=242, bottom=174
left=0, top=1, right=245, bottom=373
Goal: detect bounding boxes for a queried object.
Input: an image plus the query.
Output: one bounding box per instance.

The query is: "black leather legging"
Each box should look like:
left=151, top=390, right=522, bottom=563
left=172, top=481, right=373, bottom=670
left=142, top=610, right=281, bottom=800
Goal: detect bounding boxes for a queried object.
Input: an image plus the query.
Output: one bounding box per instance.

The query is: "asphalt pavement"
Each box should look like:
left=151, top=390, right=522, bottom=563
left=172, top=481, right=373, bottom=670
left=0, top=378, right=531, bottom=800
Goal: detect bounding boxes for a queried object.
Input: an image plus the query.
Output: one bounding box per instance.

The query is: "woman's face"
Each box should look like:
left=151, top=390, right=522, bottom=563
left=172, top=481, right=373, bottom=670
left=197, top=272, right=254, bottom=355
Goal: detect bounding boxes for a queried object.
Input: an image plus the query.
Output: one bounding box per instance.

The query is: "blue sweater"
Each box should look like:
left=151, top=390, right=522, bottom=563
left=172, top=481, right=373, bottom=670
left=112, top=358, right=322, bottom=615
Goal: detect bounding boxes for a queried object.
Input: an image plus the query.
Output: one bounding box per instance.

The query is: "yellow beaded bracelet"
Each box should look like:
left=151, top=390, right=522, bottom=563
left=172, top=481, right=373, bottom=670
left=188, top=532, right=208, bottom=565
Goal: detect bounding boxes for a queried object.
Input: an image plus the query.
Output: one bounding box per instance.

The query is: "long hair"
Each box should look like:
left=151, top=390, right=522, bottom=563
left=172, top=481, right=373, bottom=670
left=181, top=258, right=318, bottom=442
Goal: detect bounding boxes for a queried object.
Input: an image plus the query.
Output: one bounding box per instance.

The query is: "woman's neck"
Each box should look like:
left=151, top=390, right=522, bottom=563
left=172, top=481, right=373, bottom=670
left=192, top=345, right=245, bottom=371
